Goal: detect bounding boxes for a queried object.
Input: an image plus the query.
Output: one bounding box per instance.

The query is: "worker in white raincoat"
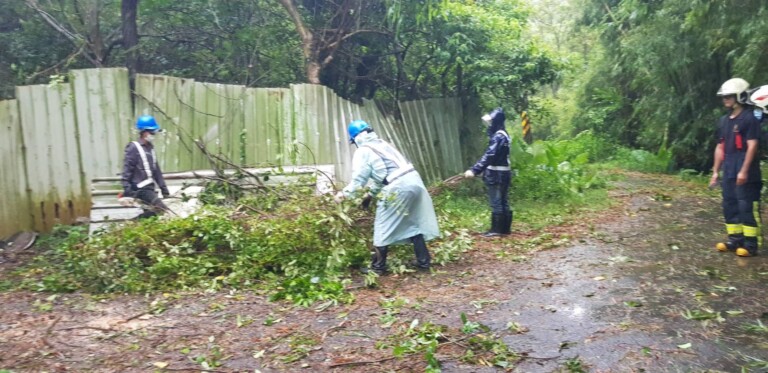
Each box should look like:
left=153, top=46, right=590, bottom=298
left=334, top=120, right=440, bottom=274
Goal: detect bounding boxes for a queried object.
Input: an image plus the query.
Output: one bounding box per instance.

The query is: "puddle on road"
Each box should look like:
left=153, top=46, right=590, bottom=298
left=474, top=195, right=768, bottom=372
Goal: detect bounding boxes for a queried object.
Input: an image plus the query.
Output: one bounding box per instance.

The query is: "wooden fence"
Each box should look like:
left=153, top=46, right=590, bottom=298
left=0, top=68, right=475, bottom=236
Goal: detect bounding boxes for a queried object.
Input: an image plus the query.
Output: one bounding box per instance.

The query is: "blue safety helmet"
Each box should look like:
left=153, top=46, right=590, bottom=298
left=136, top=115, right=160, bottom=132
left=347, top=120, right=371, bottom=144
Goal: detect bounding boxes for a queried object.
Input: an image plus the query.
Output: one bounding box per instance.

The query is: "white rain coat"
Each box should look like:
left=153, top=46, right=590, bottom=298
left=342, top=131, right=440, bottom=247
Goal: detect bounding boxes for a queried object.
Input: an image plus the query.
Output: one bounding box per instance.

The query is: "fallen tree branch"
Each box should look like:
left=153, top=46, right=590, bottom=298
left=45, top=316, right=63, bottom=335
left=40, top=316, right=64, bottom=355
left=428, top=174, right=466, bottom=196
left=26, top=45, right=86, bottom=83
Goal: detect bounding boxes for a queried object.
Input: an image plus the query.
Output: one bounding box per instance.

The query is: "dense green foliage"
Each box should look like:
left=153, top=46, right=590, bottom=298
left=535, top=0, right=768, bottom=170
left=4, top=0, right=767, bottom=170
left=24, top=194, right=371, bottom=294
left=18, top=181, right=473, bottom=303
left=12, top=131, right=649, bottom=304
left=0, top=0, right=556, bottom=112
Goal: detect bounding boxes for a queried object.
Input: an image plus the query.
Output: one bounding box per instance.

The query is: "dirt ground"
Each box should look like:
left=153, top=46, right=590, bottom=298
left=1, top=172, right=767, bottom=372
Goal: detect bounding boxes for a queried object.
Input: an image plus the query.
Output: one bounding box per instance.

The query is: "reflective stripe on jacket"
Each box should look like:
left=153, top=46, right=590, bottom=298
left=471, top=129, right=511, bottom=175
left=121, top=141, right=167, bottom=191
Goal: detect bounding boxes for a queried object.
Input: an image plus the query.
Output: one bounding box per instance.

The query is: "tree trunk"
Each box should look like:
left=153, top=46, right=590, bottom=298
left=121, top=0, right=140, bottom=84
left=306, top=59, right=321, bottom=84
left=277, top=0, right=321, bottom=84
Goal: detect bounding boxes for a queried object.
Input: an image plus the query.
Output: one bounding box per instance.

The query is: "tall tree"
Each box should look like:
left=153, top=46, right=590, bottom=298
left=276, top=0, right=382, bottom=84
left=24, top=0, right=122, bottom=67
left=570, top=0, right=768, bottom=169
left=121, top=0, right=139, bottom=82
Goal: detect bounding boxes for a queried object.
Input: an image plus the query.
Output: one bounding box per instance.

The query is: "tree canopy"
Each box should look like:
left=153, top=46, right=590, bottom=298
left=0, top=0, right=556, bottom=114
left=563, top=0, right=768, bottom=170
left=3, top=0, right=768, bottom=170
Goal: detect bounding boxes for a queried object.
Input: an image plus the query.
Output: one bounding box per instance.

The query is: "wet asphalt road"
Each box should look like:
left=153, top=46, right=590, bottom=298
left=478, top=190, right=768, bottom=372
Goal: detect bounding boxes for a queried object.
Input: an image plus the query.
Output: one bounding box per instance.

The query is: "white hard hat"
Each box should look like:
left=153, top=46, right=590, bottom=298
left=750, top=85, right=768, bottom=112
left=717, top=78, right=750, bottom=103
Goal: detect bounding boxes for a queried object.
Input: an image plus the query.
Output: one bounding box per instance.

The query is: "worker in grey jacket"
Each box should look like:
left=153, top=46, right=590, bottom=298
left=121, top=115, right=170, bottom=219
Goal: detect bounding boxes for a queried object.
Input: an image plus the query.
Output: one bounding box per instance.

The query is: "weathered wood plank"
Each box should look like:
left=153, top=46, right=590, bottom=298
left=0, top=100, right=31, bottom=238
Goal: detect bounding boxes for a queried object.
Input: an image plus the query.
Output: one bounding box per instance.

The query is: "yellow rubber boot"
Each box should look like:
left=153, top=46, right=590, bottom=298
left=716, top=238, right=741, bottom=252
left=739, top=226, right=759, bottom=257
left=735, top=248, right=753, bottom=257
left=717, top=230, right=743, bottom=252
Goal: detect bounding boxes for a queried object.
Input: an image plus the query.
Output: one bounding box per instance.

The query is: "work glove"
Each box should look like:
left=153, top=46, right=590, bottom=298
left=161, top=187, right=170, bottom=198
left=464, top=169, right=475, bottom=178
left=360, top=193, right=373, bottom=210
left=334, top=191, right=345, bottom=204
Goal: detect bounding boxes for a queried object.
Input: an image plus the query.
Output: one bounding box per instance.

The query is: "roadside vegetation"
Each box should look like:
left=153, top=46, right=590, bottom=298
left=2, top=130, right=713, bottom=372
left=7, top=131, right=676, bottom=298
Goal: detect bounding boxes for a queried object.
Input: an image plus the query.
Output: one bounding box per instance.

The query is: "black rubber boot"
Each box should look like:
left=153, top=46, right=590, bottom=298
left=361, top=246, right=388, bottom=275
left=482, top=213, right=505, bottom=237
left=500, top=211, right=512, bottom=235
left=716, top=234, right=743, bottom=252
left=409, top=234, right=431, bottom=270
left=135, top=209, right=158, bottom=220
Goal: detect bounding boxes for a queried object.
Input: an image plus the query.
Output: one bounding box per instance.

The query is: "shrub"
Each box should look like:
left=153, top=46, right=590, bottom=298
left=611, top=147, right=673, bottom=173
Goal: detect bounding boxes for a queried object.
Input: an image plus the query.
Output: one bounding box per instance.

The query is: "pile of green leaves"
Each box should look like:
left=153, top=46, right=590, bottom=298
left=375, top=314, right=519, bottom=372
left=18, top=181, right=475, bottom=305
left=21, top=186, right=371, bottom=295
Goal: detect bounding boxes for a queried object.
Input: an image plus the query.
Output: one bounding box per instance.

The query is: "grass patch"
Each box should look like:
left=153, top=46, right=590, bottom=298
left=433, top=177, right=614, bottom=232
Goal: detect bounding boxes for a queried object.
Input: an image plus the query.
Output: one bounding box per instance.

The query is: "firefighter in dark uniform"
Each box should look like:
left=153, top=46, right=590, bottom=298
left=464, top=108, right=512, bottom=237
left=121, top=115, right=171, bottom=219
left=710, top=78, right=762, bottom=257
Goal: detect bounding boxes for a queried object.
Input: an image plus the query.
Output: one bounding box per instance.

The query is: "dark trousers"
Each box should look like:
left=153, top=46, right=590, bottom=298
left=484, top=170, right=511, bottom=214
left=722, top=179, right=761, bottom=226
left=721, top=178, right=762, bottom=249
left=134, top=189, right=169, bottom=219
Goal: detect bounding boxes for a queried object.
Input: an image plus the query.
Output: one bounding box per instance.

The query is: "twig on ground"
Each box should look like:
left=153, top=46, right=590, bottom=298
left=40, top=316, right=64, bottom=356
left=328, top=355, right=398, bottom=368
left=321, top=320, right=348, bottom=342
left=117, top=312, right=149, bottom=324
left=45, top=316, right=63, bottom=335
left=57, top=325, right=113, bottom=332
left=154, top=368, right=229, bottom=373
